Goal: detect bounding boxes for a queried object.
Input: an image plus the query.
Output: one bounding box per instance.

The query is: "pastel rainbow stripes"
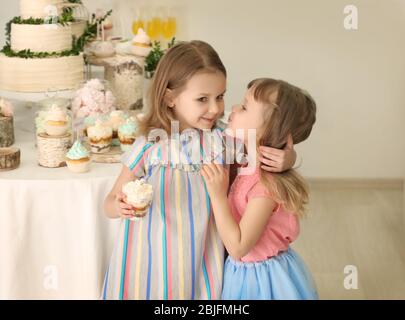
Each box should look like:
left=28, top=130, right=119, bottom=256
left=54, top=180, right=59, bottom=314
left=102, top=129, right=225, bottom=299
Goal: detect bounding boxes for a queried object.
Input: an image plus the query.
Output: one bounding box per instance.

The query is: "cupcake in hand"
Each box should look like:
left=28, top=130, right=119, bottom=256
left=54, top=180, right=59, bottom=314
left=122, top=178, right=153, bottom=220
left=118, top=118, right=137, bottom=152
left=87, top=119, right=113, bottom=154
left=45, top=104, right=69, bottom=136
left=66, top=140, right=91, bottom=173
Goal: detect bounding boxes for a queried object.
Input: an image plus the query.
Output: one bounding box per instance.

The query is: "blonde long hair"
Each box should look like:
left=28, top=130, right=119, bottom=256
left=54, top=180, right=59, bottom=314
left=138, top=40, right=227, bottom=137
left=248, top=78, right=317, bottom=218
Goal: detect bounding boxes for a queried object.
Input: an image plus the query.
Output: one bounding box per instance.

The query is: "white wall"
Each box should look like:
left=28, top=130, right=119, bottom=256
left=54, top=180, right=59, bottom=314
left=181, top=0, right=405, bottom=179
left=1, top=0, right=404, bottom=179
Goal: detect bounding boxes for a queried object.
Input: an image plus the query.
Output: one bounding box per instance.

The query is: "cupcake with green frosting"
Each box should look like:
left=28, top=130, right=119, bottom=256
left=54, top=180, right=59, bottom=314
left=118, top=118, right=137, bottom=152
left=66, top=140, right=91, bottom=173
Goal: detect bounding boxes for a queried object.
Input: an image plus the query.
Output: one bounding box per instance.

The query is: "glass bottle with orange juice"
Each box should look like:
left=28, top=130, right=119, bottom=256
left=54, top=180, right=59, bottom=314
left=146, top=7, right=163, bottom=41
left=132, top=9, right=144, bottom=35
left=162, top=6, right=177, bottom=40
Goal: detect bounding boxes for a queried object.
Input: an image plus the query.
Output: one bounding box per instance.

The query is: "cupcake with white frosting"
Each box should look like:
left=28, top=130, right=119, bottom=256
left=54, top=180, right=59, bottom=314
left=131, top=28, right=152, bottom=57
left=118, top=118, right=137, bottom=152
left=44, top=104, right=69, bottom=136
left=66, top=140, right=91, bottom=173
left=123, top=178, right=153, bottom=219
left=108, top=110, right=127, bottom=146
left=87, top=119, right=113, bottom=153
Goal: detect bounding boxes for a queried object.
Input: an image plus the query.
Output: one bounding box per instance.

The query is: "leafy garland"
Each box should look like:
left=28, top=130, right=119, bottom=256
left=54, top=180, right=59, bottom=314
left=5, top=17, right=45, bottom=44
left=73, top=9, right=113, bottom=54
left=60, top=0, right=84, bottom=25
left=4, top=0, right=84, bottom=43
left=1, top=9, right=112, bottom=59
left=1, top=45, right=76, bottom=59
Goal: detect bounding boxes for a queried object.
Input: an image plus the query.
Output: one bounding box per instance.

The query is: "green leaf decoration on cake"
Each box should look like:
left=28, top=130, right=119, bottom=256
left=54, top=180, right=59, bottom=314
left=72, top=9, right=113, bottom=54
left=0, top=9, right=113, bottom=59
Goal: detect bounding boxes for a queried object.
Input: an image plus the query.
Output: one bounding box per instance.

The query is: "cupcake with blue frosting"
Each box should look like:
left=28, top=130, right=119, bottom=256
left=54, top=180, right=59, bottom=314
left=118, top=117, right=137, bottom=152
left=66, top=140, right=91, bottom=173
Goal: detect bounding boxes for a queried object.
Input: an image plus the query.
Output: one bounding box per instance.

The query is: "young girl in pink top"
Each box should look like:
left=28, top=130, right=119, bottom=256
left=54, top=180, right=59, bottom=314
left=202, top=78, right=318, bottom=299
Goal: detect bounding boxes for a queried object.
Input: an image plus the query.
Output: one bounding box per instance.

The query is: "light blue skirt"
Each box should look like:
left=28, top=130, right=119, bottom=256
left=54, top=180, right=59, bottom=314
left=221, top=247, right=318, bottom=300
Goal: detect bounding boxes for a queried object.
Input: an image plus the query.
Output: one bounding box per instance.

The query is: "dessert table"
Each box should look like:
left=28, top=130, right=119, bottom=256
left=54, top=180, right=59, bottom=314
left=0, top=98, right=121, bottom=299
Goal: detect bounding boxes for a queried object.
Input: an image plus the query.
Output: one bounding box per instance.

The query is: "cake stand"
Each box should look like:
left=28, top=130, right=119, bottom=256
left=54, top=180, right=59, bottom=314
left=0, top=88, right=76, bottom=103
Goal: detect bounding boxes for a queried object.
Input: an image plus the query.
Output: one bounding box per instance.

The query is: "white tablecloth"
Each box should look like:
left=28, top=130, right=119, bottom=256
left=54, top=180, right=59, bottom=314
left=0, top=100, right=121, bottom=299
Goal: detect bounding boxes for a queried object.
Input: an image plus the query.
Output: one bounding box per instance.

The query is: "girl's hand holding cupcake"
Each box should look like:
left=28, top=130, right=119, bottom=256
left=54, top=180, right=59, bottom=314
left=114, top=191, right=137, bottom=219
left=121, top=179, right=153, bottom=220
left=201, top=164, right=230, bottom=198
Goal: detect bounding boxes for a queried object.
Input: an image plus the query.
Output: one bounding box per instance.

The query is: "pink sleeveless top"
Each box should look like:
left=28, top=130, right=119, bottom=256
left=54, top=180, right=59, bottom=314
left=228, top=167, right=300, bottom=262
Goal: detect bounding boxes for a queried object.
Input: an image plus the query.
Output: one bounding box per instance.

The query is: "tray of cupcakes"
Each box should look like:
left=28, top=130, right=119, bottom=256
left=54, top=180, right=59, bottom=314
left=35, top=106, right=139, bottom=173
left=84, top=110, right=138, bottom=163
left=32, top=78, right=141, bottom=172
left=63, top=111, right=138, bottom=173
left=70, top=78, right=139, bottom=164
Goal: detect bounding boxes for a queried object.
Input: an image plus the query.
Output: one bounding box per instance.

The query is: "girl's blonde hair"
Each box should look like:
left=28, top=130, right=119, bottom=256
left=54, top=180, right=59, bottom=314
left=138, top=40, right=227, bottom=136
left=248, top=78, right=317, bottom=218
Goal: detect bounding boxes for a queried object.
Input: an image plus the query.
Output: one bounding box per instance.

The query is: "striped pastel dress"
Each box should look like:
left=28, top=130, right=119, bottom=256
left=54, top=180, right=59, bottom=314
left=101, top=127, right=226, bottom=300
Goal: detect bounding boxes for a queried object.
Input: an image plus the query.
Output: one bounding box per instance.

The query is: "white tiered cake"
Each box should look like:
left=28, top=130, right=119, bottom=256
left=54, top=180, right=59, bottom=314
left=0, top=0, right=86, bottom=93
left=20, top=0, right=64, bottom=19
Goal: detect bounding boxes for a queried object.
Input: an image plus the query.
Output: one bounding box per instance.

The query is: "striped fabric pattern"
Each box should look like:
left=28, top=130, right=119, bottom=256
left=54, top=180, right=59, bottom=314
left=102, top=128, right=225, bottom=300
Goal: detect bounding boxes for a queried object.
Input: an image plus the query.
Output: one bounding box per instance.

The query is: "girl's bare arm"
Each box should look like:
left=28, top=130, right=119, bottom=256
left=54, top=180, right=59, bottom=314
left=104, top=165, right=138, bottom=219
left=202, top=164, right=276, bottom=260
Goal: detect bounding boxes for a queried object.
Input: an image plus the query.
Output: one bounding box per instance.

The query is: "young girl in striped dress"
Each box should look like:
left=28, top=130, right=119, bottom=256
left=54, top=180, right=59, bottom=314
left=202, top=78, right=319, bottom=299
left=101, top=41, right=296, bottom=300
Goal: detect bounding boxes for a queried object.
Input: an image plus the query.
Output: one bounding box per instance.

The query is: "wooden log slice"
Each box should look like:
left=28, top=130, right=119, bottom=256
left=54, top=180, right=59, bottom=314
left=0, top=147, right=20, bottom=171
left=0, top=116, right=15, bottom=147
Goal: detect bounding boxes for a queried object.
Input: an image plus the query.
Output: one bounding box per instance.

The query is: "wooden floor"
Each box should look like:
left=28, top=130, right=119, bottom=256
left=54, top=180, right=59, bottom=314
left=292, top=183, right=405, bottom=299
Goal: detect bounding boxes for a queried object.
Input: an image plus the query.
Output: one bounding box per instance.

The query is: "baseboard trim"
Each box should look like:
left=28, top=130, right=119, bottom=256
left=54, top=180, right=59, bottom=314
left=307, top=178, right=404, bottom=189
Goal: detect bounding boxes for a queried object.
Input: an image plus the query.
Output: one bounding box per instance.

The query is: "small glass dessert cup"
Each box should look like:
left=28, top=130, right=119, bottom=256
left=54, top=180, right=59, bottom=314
left=122, top=179, right=153, bottom=221
left=129, top=201, right=152, bottom=221
left=87, top=119, right=113, bottom=153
